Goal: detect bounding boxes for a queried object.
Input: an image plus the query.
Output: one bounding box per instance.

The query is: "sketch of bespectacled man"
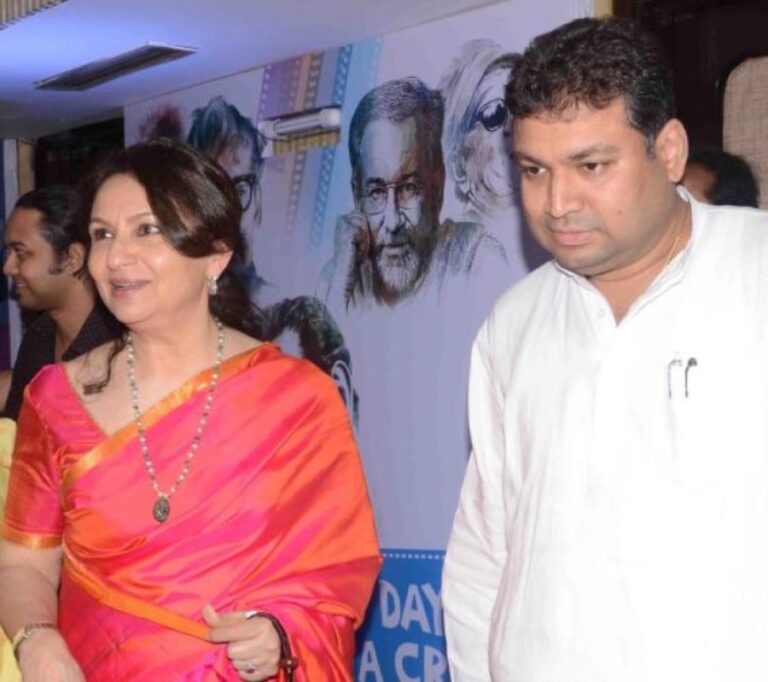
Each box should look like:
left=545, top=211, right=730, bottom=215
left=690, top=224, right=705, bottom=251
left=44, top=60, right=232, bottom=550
left=187, top=96, right=265, bottom=224
left=187, top=96, right=267, bottom=294
left=319, top=77, right=505, bottom=309
left=186, top=97, right=361, bottom=425
left=137, top=95, right=362, bottom=423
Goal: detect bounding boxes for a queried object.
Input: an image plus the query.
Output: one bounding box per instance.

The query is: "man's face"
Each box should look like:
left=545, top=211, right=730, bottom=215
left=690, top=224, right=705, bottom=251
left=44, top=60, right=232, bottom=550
left=513, top=98, right=685, bottom=279
left=212, top=138, right=268, bottom=293
left=356, top=117, right=439, bottom=296
left=3, top=207, right=70, bottom=311
left=215, top=140, right=258, bottom=226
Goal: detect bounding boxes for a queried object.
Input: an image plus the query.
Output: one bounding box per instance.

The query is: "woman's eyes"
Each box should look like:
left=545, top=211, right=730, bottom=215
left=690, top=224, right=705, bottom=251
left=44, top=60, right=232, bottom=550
left=90, top=227, right=111, bottom=241
left=90, top=224, right=162, bottom=240
left=137, top=223, right=162, bottom=236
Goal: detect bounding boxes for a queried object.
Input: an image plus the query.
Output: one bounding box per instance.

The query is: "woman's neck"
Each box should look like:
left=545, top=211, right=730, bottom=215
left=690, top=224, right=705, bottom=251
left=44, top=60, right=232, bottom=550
left=128, top=314, right=223, bottom=382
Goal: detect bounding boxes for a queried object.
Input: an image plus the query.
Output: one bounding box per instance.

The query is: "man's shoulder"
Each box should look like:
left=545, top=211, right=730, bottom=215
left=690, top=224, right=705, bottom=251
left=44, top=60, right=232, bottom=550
left=22, top=310, right=56, bottom=335
left=481, top=260, right=559, bottom=339
left=494, top=258, right=557, bottom=307
left=691, top=203, right=768, bottom=276
left=66, top=303, right=122, bottom=360
left=697, top=202, right=768, bottom=245
left=15, top=312, right=56, bottom=357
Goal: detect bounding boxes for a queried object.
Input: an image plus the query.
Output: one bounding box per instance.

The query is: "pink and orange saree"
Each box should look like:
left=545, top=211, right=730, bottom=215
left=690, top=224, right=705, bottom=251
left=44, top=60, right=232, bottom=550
left=2, top=344, right=381, bottom=681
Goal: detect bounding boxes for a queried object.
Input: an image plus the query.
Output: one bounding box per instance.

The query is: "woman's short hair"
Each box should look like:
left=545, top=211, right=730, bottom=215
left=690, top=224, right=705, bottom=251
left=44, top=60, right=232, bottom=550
left=79, top=138, right=264, bottom=340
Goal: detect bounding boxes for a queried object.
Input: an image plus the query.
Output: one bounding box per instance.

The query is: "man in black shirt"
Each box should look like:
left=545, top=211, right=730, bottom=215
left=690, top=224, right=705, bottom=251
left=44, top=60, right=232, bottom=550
left=2, top=186, right=121, bottom=419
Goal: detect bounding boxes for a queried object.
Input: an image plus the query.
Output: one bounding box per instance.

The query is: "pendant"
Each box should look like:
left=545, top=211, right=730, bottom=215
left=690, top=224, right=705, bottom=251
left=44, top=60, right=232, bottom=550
left=153, top=495, right=170, bottom=523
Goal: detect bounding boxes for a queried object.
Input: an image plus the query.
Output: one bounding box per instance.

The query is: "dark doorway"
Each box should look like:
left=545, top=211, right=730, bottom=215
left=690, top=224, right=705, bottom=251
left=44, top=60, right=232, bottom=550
left=617, top=0, right=768, bottom=148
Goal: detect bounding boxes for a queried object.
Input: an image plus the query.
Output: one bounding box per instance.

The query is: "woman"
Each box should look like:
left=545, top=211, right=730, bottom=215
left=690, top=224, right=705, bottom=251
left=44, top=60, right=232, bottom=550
left=0, top=139, right=381, bottom=681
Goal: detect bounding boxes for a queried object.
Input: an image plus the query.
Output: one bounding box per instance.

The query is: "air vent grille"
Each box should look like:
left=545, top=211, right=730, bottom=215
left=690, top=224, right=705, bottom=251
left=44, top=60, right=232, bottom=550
left=0, top=0, right=69, bottom=29
left=35, top=43, right=196, bottom=91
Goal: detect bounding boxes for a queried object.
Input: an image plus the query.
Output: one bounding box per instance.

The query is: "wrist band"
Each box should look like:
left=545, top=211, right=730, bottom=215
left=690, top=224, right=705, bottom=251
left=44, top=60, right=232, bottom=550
left=244, top=610, right=298, bottom=681
left=11, top=622, right=57, bottom=662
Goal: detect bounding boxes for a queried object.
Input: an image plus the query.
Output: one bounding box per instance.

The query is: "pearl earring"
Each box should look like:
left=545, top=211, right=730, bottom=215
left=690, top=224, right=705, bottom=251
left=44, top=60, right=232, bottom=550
left=208, top=277, right=219, bottom=296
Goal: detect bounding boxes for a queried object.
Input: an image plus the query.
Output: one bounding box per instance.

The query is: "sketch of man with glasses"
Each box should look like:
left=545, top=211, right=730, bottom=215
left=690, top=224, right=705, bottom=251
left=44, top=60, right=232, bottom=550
left=320, top=77, right=504, bottom=309
left=187, top=96, right=267, bottom=293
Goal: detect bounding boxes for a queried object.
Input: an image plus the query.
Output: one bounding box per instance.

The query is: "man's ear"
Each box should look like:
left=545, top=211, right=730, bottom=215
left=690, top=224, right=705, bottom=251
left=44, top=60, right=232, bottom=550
left=448, top=149, right=470, bottom=195
left=654, top=118, right=689, bottom=184
left=65, top=242, right=87, bottom=275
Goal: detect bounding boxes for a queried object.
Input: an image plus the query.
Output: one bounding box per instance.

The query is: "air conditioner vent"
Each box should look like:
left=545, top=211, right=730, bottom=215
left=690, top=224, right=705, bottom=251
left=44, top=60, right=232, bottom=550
left=35, top=43, right=196, bottom=91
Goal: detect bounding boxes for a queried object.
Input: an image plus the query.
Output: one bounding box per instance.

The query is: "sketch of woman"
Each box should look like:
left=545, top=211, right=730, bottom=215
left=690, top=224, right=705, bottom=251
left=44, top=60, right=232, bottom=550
left=439, top=40, right=519, bottom=221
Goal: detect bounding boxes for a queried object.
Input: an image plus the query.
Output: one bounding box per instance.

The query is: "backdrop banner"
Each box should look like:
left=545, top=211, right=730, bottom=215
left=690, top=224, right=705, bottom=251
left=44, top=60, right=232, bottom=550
left=124, top=1, right=585, bottom=677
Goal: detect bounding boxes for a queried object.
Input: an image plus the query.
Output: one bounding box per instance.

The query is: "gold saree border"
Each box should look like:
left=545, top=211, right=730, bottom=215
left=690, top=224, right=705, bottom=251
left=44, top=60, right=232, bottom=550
left=63, top=551, right=209, bottom=640
left=62, top=343, right=274, bottom=493
left=1, top=524, right=61, bottom=548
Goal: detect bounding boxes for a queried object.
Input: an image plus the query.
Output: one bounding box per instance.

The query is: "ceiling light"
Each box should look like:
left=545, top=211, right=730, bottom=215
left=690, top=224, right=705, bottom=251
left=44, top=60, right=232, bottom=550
left=35, top=43, right=197, bottom=91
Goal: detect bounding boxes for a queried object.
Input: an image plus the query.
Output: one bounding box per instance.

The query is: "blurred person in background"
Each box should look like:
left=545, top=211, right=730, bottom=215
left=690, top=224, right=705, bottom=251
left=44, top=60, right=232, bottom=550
left=1, top=186, right=120, bottom=419
left=682, top=147, right=759, bottom=207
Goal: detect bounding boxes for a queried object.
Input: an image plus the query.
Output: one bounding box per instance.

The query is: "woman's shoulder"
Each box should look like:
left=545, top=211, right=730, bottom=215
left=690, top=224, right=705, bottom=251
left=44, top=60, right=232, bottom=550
left=25, top=362, right=66, bottom=403
left=241, top=339, right=339, bottom=398
left=23, top=357, right=83, bottom=421
left=29, top=338, right=115, bottom=397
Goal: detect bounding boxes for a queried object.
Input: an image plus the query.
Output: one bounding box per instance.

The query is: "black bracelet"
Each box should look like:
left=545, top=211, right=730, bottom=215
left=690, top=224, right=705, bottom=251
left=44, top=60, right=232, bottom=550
left=245, top=610, right=298, bottom=681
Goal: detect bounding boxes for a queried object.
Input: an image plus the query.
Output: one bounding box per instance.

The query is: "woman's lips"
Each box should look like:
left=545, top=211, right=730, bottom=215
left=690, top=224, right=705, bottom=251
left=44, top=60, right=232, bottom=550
left=109, top=279, right=148, bottom=296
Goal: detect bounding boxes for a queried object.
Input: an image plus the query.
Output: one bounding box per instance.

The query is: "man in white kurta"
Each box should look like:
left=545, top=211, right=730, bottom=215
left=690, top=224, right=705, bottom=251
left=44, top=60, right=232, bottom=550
left=444, top=16, right=768, bottom=682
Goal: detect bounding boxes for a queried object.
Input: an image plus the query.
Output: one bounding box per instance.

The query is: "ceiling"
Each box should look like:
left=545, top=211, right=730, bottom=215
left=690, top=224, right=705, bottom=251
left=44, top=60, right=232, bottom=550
left=0, top=0, right=503, bottom=139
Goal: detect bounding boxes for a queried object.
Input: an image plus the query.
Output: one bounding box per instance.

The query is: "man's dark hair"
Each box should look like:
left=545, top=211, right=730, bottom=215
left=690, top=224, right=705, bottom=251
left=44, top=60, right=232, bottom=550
left=139, top=105, right=184, bottom=142
left=187, top=96, right=265, bottom=176
left=187, top=96, right=266, bottom=222
left=687, top=148, right=759, bottom=208
left=348, top=77, right=445, bottom=201
left=265, top=295, right=351, bottom=374
left=506, top=17, right=675, bottom=151
left=15, top=185, right=86, bottom=275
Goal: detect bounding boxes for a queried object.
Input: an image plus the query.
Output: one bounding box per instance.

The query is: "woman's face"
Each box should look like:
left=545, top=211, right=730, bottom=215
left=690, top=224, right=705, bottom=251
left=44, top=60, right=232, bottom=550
left=462, top=66, right=516, bottom=214
left=87, top=173, right=227, bottom=332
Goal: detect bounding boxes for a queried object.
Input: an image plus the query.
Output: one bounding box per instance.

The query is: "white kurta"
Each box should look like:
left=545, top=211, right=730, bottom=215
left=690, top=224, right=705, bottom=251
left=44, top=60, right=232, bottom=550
left=443, top=196, right=768, bottom=681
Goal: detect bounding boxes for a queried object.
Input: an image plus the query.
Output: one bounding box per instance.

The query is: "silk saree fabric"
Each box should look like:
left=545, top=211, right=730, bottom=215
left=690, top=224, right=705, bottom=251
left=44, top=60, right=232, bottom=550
left=2, top=344, right=381, bottom=681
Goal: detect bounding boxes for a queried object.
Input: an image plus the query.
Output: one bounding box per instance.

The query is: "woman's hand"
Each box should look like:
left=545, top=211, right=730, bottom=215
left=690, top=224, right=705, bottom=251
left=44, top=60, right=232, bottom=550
left=203, top=603, right=282, bottom=682
left=17, top=628, right=85, bottom=682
